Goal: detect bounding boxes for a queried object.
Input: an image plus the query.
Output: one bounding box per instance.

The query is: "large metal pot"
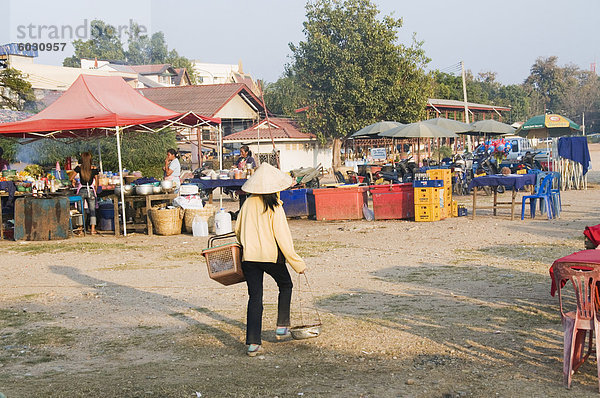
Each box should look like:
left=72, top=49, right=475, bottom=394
left=115, top=184, right=133, bottom=196
left=160, top=180, right=174, bottom=190
left=135, top=184, right=154, bottom=195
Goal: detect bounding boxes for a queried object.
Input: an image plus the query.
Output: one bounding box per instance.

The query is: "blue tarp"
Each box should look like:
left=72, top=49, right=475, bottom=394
left=557, top=137, right=591, bottom=175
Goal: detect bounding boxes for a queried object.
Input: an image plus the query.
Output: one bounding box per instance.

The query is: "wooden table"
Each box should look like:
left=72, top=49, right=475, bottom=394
left=469, top=174, right=536, bottom=220
left=109, top=193, right=178, bottom=236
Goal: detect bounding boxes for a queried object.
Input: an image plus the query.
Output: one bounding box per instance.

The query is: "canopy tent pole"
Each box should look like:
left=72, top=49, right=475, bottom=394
left=115, top=126, right=127, bottom=236
left=219, top=123, right=223, bottom=209
left=97, top=141, right=103, bottom=174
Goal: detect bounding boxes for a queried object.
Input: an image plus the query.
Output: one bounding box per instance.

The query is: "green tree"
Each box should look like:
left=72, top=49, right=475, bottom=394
left=263, top=69, right=308, bottom=116
left=63, top=20, right=126, bottom=67
left=289, top=0, right=432, bottom=169
left=0, top=68, right=35, bottom=110
left=20, top=131, right=177, bottom=178
left=64, top=20, right=196, bottom=83
left=524, top=56, right=566, bottom=114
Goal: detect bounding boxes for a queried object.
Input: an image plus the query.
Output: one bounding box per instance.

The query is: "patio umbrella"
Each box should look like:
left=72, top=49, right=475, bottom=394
left=380, top=121, right=457, bottom=164
left=518, top=114, right=581, bottom=138
left=350, top=120, right=404, bottom=137
left=468, top=119, right=515, bottom=135
left=423, top=117, right=472, bottom=133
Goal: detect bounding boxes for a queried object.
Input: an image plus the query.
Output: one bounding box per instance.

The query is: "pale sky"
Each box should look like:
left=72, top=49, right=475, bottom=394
left=1, top=0, right=598, bottom=85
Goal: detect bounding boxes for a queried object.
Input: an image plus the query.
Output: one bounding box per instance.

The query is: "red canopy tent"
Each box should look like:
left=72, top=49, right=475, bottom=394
left=0, top=74, right=221, bottom=235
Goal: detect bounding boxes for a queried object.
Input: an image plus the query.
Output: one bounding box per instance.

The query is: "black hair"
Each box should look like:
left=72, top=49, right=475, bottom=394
left=0, top=147, right=4, bottom=157
left=260, top=193, right=280, bottom=213
left=241, top=145, right=252, bottom=157
left=167, top=148, right=179, bottom=158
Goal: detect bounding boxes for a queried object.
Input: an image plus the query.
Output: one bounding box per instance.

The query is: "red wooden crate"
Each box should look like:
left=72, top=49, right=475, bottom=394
left=312, top=186, right=369, bottom=220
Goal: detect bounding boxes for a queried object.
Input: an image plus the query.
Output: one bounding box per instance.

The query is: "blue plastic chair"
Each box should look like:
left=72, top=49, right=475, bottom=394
left=551, top=171, right=562, bottom=217
left=521, top=174, right=554, bottom=220
left=68, top=195, right=85, bottom=233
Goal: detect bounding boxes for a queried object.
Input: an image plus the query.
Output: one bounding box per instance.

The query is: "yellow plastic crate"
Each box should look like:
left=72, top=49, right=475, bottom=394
left=451, top=200, right=458, bottom=217
left=414, top=204, right=441, bottom=222
left=414, top=187, right=441, bottom=205
left=426, top=169, right=451, bottom=181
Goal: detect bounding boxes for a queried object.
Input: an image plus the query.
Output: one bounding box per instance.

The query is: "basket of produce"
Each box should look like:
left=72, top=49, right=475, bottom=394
left=201, top=232, right=244, bottom=286
left=184, top=204, right=216, bottom=233
left=148, top=206, right=184, bottom=235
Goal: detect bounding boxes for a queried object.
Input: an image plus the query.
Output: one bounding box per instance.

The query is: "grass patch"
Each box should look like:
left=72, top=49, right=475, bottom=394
left=96, top=335, right=146, bottom=355
left=0, top=309, right=50, bottom=328
left=294, top=240, right=347, bottom=258
left=96, top=263, right=181, bottom=271
left=477, top=242, right=580, bottom=264
left=8, top=242, right=147, bottom=255
left=163, top=251, right=203, bottom=261
left=12, top=326, right=76, bottom=346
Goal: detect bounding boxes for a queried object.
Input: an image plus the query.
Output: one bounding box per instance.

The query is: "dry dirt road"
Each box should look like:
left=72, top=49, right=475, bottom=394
left=1, top=160, right=600, bottom=397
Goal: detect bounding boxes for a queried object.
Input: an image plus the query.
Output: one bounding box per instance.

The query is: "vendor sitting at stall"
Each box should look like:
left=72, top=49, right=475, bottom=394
left=73, top=152, right=99, bottom=235
left=0, top=147, right=10, bottom=171
left=163, top=148, right=181, bottom=191
left=236, top=145, right=257, bottom=170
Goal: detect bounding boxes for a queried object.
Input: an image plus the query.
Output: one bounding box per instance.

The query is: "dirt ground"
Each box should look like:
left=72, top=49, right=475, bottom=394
left=1, top=149, right=600, bottom=397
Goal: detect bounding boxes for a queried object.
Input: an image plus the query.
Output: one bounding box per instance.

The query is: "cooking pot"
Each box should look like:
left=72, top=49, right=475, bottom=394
left=135, top=184, right=154, bottom=195
left=153, top=185, right=162, bottom=194
left=115, top=184, right=133, bottom=196
left=160, top=180, right=174, bottom=190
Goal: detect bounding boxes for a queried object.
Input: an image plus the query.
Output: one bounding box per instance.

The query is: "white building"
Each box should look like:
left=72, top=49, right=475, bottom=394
left=223, top=118, right=332, bottom=172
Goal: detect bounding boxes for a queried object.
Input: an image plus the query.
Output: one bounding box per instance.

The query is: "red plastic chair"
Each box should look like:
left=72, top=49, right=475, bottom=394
left=554, top=262, right=600, bottom=390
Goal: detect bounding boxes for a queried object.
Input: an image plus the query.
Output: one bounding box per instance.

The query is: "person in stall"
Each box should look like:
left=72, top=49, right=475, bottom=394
left=73, top=152, right=99, bottom=235
left=236, top=145, right=257, bottom=170
left=0, top=147, right=10, bottom=170
left=163, top=148, right=181, bottom=191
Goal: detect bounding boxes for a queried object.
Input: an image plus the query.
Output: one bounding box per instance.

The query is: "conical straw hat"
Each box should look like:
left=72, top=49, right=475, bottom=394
left=242, top=163, right=293, bottom=194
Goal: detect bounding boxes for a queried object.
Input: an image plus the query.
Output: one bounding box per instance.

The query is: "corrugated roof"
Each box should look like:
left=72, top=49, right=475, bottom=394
left=224, top=118, right=315, bottom=141
left=428, top=98, right=511, bottom=111
left=138, top=83, right=264, bottom=117
left=0, top=109, right=33, bottom=123
left=129, top=64, right=173, bottom=75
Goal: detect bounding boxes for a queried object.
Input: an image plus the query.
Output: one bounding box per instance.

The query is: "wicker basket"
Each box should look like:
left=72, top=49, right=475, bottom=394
left=184, top=205, right=216, bottom=234
left=149, top=207, right=184, bottom=235
left=201, top=232, right=245, bottom=285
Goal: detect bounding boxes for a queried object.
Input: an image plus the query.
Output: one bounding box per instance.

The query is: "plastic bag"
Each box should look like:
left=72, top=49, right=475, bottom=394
left=173, top=194, right=204, bottom=209
left=362, top=204, right=374, bottom=221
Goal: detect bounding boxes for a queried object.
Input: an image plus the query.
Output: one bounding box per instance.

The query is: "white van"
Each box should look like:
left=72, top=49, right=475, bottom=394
left=505, top=137, right=533, bottom=161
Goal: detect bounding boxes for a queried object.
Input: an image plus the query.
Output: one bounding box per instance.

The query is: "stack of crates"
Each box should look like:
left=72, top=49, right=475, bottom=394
left=413, top=180, right=443, bottom=222
left=426, top=169, right=452, bottom=218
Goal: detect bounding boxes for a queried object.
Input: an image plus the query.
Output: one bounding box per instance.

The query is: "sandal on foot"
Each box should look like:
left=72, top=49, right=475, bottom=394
left=275, top=327, right=290, bottom=340
left=247, top=344, right=263, bottom=357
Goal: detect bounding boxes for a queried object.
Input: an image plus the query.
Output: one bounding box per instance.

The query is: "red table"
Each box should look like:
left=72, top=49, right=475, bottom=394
left=549, top=250, right=600, bottom=296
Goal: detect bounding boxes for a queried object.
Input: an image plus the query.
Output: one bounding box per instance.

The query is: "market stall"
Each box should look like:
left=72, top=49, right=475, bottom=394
left=0, top=75, right=221, bottom=239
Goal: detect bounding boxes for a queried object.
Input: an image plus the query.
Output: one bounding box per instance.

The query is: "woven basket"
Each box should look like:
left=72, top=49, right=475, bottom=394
left=184, top=205, right=216, bottom=233
left=149, top=207, right=184, bottom=235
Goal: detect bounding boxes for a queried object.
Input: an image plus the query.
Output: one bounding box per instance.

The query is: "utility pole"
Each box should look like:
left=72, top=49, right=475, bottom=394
left=582, top=112, right=586, bottom=135
left=461, top=61, right=471, bottom=151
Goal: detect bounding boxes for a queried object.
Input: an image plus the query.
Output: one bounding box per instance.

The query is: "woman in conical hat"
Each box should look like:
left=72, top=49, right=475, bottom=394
left=235, top=162, right=306, bottom=357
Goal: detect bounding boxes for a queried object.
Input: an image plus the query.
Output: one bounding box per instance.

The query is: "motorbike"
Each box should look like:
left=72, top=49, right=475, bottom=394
left=513, top=151, right=545, bottom=173
left=290, top=164, right=322, bottom=189
left=472, top=152, right=504, bottom=194
left=450, top=153, right=473, bottom=196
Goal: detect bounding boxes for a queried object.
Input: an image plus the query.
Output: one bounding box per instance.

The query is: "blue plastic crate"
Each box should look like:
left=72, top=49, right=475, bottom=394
left=280, top=189, right=316, bottom=218
left=413, top=179, right=444, bottom=188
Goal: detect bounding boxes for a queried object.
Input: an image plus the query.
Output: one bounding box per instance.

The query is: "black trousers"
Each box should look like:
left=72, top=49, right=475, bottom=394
left=242, top=260, right=293, bottom=345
